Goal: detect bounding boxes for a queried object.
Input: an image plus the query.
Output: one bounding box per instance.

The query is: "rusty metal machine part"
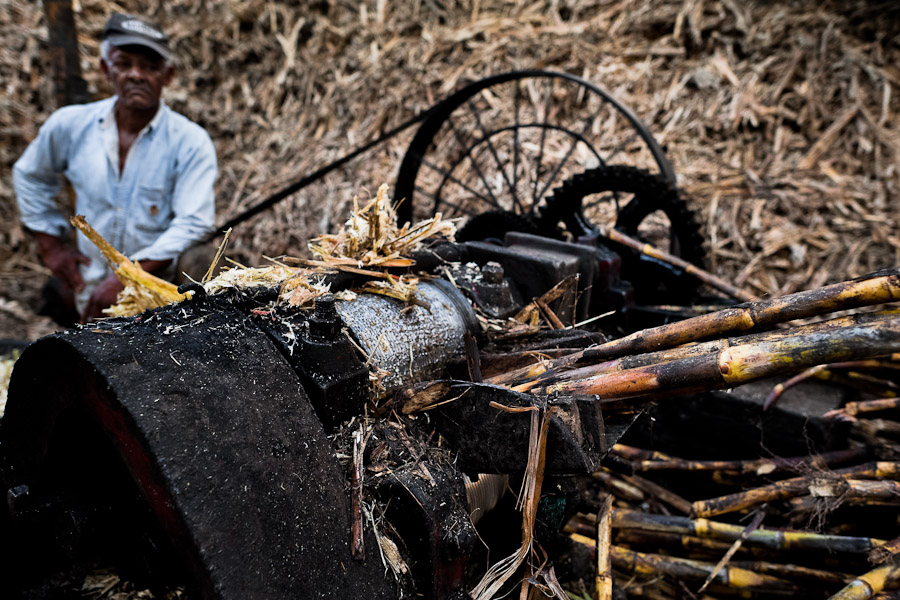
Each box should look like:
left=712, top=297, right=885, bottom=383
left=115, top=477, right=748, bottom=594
left=0, top=230, right=661, bottom=599
left=541, top=165, right=707, bottom=304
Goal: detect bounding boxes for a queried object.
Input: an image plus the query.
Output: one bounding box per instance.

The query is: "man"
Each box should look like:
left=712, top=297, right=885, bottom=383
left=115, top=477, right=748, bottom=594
left=14, top=13, right=216, bottom=324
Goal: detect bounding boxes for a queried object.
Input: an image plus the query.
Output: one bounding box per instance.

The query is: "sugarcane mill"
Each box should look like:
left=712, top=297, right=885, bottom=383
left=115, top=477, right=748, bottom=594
left=3, top=70, right=900, bottom=600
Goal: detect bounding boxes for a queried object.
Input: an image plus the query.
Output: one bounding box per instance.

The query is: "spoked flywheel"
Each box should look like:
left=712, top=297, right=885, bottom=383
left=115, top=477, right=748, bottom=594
left=541, top=165, right=706, bottom=303
left=394, top=70, right=675, bottom=234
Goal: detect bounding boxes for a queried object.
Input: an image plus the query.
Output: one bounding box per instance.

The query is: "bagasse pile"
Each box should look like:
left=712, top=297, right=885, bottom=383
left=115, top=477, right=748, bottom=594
left=0, top=0, right=898, bottom=339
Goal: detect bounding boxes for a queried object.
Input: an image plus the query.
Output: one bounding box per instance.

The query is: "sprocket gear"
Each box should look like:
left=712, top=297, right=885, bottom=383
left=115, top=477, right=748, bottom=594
left=540, top=165, right=706, bottom=302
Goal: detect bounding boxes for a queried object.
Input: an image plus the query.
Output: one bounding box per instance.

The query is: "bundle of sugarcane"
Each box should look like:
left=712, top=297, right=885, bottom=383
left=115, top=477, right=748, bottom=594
left=487, top=270, right=900, bottom=405
left=563, top=443, right=900, bottom=599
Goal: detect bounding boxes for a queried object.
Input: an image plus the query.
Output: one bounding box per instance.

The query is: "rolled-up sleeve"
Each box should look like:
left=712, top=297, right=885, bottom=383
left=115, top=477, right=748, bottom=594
left=13, top=110, right=72, bottom=239
left=131, top=131, right=217, bottom=262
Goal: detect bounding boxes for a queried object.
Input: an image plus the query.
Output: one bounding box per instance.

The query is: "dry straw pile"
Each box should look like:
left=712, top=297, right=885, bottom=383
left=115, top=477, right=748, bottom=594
left=1, top=0, right=898, bottom=338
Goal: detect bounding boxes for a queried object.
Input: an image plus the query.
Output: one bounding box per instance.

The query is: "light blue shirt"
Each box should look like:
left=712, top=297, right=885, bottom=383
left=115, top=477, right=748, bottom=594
left=13, top=96, right=217, bottom=312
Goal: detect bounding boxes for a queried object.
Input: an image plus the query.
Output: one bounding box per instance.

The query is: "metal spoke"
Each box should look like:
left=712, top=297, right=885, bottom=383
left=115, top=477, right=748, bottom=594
left=420, top=158, right=501, bottom=211
left=531, top=79, right=554, bottom=206
left=513, top=80, right=521, bottom=211
left=534, top=99, right=607, bottom=205
left=603, top=130, right=639, bottom=167
left=466, top=99, right=519, bottom=213
left=446, top=116, right=502, bottom=208
left=413, top=185, right=485, bottom=217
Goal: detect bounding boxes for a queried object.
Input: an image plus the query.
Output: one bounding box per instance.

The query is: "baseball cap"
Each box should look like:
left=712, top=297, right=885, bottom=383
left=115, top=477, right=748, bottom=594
left=102, top=14, right=171, bottom=62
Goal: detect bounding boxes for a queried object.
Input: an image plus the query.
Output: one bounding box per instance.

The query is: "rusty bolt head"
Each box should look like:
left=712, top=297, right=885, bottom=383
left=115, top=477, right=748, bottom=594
left=482, top=262, right=504, bottom=284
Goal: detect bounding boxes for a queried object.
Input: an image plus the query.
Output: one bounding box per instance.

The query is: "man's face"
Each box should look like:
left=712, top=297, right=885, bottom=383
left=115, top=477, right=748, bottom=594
left=101, top=45, right=173, bottom=112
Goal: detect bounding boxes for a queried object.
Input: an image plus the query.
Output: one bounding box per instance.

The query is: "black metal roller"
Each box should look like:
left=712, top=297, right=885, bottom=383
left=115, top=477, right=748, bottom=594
left=456, top=209, right=539, bottom=243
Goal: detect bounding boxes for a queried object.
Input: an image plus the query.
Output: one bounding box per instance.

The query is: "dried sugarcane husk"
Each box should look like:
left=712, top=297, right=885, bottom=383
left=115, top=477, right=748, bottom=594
left=612, top=507, right=885, bottom=553
left=71, top=215, right=186, bottom=316
left=600, top=226, right=755, bottom=302
left=393, top=380, right=451, bottom=415
left=569, top=536, right=799, bottom=593
left=581, top=269, right=900, bottom=363
left=613, top=446, right=868, bottom=476
left=532, top=315, right=900, bottom=400
left=596, top=495, right=614, bottom=600
left=350, top=426, right=366, bottom=559
left=470, top=406, right=554, bottom=600
left=692, top=462, right=900, bottom=518
left=508, top=311, right=896, bottom=391
left=828, top=557, right=900, bottom=600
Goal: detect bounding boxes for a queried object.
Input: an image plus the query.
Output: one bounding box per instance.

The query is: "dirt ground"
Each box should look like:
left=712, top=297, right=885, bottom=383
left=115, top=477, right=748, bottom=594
left=1, top=0, right=898, bottom=342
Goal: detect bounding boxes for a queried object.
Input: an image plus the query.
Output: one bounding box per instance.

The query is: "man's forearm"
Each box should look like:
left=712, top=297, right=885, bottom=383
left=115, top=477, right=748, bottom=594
left=33, top=230, right=69, bottom=258
left=138, top=259, right=172, bottom=276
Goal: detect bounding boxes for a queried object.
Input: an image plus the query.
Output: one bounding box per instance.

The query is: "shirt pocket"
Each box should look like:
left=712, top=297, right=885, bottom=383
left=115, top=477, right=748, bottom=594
left=133, top=185, right=172, bottom=233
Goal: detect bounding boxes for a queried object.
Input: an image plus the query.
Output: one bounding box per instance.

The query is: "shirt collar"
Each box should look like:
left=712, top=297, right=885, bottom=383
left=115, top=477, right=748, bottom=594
left=99, top=96, right=166, bottom=135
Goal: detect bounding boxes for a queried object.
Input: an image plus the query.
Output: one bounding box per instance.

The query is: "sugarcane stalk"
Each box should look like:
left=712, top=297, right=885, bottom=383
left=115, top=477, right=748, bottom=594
left=612, top=528, right=741, bottom=556
left=852, top=419, right=900, bottom=437
left=729, top=561, right=854, bottom=586
left=869, top=536, right=900, bottom=565
left=600, top=226, right=756, bottom=302
left=593, top=471, right=645, bottom=503
left=71, top=215, right=186, bottom=309
left=809, top=479, right=900, bottom=501
left=531, top=316, right=900, bottom=400
left=692, top=462, right=900, bottom=518
left=496, top=310, right=894, bottom=389
left=612, top=507, right=885, bottom=552
left=790, top=495, right=900, bottom=513
left=766, top=360, right=900, bottom=410
left=610, top=444, right=675, bottom=463
left=826, top=398, right=900, bottom=421
left=612, top=446, right=868, bottom=475
left=479, top=349, right=581, bottom=381
left=581, top=269, right=900, bottom=363
left=619, top=472, right=692, bottom=515
left=698, top=510, right=767, bottom=594
left=827, top=558, right=900, bottom=600
left=596, top=496, right=613, bottom=600
left=569, top=535, right=798, bottom=593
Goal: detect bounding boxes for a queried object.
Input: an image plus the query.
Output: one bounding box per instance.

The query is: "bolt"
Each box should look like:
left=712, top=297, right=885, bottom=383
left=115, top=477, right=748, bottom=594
left=482, top=262, right=504, bottom=284
left=313, top=294, right=337, bottom=319
left=308, top=294, right=341, bottom=340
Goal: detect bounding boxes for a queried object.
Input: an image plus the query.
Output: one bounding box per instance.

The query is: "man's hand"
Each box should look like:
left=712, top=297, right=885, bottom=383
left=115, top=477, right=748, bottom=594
left=35, top=231, right=90, bottom=292
left=79, top=259, right=170, bottom=323
left=81, top=273, right=124, bottom=323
